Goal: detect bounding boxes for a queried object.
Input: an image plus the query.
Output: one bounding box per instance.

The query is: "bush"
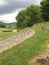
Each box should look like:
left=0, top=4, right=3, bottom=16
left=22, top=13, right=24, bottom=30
left=2, top=30, right=12, bottom=32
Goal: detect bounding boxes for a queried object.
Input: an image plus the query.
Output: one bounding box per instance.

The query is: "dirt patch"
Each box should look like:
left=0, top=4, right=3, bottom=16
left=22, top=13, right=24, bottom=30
left=33, top=60, right=44, bottom=65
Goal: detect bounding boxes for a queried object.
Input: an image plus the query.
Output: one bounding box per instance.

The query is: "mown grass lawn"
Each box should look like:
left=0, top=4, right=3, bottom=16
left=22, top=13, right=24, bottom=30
left=0, top=23, right=49, bottom=65
left=0, top=28, right=17, bottom=40
left=0, top=32, right=17, bottom=40
left=0, top=28, right=28, bottom=40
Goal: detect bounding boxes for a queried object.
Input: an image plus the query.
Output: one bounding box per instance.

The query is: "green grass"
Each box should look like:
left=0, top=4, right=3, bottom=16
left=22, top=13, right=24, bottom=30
left=0, top=23, right=49, bottom=65
left=0, top=28, right=26, bottom=40
left=0, top=28, right=17, bottom=40
left=0, top=32, right=17, bottom=40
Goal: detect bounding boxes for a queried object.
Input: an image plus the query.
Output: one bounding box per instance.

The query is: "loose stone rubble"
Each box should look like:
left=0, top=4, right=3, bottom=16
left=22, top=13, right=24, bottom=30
left=42, top=26, right=49, bottom=31
left=36, top=51, right=49, bottom=65
left=29, top=39, right=49, bottom=65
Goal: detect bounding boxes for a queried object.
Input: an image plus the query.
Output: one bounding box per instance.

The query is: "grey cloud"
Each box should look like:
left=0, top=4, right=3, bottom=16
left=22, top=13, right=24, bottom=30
left=0, top=0, right=40, bottom=15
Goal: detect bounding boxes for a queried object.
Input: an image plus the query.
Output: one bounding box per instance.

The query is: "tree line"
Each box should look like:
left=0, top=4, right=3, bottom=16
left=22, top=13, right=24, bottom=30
left=0, top=22, right=16, bottom=29
left=16, top=0, right=49, bottom=29
left=0, top=23, right=6, bottom=28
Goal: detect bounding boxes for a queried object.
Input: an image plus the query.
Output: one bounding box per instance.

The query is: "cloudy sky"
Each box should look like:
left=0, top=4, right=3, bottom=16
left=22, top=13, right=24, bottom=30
left=0, top=0, right=41, bottom=23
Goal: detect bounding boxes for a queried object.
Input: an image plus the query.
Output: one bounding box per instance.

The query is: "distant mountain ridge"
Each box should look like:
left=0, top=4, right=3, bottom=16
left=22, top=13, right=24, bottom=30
left=0, top=21, right=16, bottom=24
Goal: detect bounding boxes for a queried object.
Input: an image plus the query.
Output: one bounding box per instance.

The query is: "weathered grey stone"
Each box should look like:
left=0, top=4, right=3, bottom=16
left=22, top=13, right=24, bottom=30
left=42, top=26, right=49, bottom=31
left=37, top=52, right=49, bottom=65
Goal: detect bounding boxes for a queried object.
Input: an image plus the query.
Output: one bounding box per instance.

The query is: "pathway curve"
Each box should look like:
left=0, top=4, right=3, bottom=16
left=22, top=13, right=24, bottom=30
left=0, top=29, right=35, bottom=53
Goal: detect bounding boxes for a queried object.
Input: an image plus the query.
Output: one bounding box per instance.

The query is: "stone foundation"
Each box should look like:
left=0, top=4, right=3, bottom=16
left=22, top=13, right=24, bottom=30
left=42, top=26, right=49, bottom=31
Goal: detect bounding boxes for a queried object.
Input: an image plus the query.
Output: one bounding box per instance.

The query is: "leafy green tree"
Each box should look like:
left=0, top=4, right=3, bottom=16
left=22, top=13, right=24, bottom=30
left=41, top=0, right=49, bottom=21
left=16, top=10, right=27, bottom=29
left=26, top=5, right=43, bottom=26
left=0, top=23, right=6, bottom=28
left=16, top=5, right=43, bottom=29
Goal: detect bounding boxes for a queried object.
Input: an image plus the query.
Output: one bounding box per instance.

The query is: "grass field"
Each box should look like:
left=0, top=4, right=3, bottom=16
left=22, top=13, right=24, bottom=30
left=0, top=28, right=17, bottom=40
left=0, top=23, right=49, bottom=65
left=0, top=28, right=26, bottom=40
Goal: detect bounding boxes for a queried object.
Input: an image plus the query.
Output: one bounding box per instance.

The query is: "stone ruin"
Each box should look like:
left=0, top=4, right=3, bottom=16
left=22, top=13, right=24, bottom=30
left=0, top=29, right=35, bottom=53
left=36, top=51, right=49, bottom=65
left=42, top=26, right=49, bottom=31
left=35, top=39, right=49, bottom=65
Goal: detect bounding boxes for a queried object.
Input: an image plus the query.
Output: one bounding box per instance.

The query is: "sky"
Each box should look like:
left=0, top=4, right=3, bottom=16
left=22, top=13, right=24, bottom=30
left=0, top=0, right=41, bottom=23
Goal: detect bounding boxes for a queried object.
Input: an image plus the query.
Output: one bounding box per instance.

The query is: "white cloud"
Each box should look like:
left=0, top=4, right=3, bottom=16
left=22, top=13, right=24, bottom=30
left=0, top=0, right=27, bottom=7
left=0, top=0, right=7, bottom=6
left=34, top=0, right=40, bottom=5
left=0, top=12, right=17, bottom=23
left=0, top=0, right=41, bottom=23
left=18, top=0, right=27, bottom=2
left=0, top=8, right=23, bottom=23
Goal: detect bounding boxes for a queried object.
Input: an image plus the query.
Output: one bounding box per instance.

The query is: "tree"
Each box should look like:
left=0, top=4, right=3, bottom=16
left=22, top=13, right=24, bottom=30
left=41, top=0, right=49, bottom=21
left=16, top=10, right=27, bottom=29
left=26, top=5, right=43, bottom=26
left=16, top=5, right=43, bottom=29
left=0, top=23, right=6, bottom=28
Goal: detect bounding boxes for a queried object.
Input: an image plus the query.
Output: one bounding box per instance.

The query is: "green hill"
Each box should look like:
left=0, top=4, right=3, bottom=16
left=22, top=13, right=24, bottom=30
left=0, top=22, right=49, bottom=65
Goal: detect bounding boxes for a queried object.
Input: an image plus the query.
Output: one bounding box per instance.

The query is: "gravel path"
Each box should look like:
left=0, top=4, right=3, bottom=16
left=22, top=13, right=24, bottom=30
left=0, top=29, right=35, bottom=53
